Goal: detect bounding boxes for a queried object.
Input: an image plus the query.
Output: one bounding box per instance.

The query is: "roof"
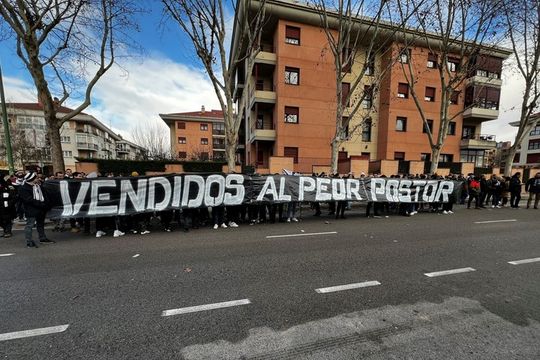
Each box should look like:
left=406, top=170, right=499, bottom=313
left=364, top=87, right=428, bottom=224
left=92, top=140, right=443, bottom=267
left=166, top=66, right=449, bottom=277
left=164, top=109, right=224, bottom=119
left=509, top=113, right=540, bottom=127
left=7, top=103, right=88, bottom=115
left=159, top=109, right=225, bottom=125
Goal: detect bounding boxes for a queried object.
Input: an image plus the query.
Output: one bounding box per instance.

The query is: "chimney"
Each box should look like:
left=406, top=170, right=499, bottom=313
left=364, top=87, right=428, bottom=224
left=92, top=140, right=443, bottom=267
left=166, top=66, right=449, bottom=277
left=201, top=105, right=205, bottom=114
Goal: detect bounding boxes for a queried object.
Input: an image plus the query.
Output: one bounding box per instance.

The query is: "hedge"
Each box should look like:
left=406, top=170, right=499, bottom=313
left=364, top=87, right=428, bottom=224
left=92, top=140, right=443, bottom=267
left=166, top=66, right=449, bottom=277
left=75, top=158, right=227, bottom=175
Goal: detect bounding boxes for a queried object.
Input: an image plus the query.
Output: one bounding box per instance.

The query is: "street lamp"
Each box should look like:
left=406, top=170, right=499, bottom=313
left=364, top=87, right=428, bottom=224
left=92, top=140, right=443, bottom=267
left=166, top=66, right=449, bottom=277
left=0, top=62, right=15, bottom=175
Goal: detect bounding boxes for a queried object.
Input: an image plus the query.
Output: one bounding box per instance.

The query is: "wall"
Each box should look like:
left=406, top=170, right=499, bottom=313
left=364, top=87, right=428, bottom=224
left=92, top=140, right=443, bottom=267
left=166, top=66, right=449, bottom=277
left=269, top=156, right=294, bottom=174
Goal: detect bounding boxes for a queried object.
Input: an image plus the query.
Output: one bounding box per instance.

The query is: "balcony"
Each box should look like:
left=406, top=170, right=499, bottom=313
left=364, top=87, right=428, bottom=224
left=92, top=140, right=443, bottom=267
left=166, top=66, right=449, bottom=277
left=255, top=45, right=276, bottom=66
left=116, top=147, right=129, bottom=154
left=77, top=142, right=99, bottom=151
left=249, top=129, right=276, bottom=143
left=212, top=142, right=225, bottom=150
left=463, top=107, right=499, bottom=121
left=460, top=134, right=497, bottom=150
left=466, top=75, right=502, bottom=88
left=250, top=87, right=276, bottom=108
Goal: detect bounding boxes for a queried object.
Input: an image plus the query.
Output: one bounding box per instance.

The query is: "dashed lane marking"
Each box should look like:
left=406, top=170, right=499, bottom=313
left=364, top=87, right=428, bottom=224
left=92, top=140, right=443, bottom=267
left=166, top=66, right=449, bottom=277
left=0, top=325, right=69, bottom=342
left=474, top=219, right=517, bottom=224
left=424, top=267, right=476, bottom=277
left=315, top=281, right=381, bottom=294
left=266, top=231, right=338, bottom=239
left=508, top=257, right=540, bottom=265
left=161, top=299, right=251, bottom=317
left=0, top=253, right=14, bottom=257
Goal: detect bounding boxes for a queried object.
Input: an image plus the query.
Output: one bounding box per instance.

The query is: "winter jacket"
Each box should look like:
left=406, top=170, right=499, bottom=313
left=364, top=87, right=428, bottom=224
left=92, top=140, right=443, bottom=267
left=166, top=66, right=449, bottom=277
left=0, top=184, right=16, bottom=221
left=525, top=177, right=540, bottom=193
left=18, top=183, right=49, bottom=218
left=509, top=176, right=522, bottom=192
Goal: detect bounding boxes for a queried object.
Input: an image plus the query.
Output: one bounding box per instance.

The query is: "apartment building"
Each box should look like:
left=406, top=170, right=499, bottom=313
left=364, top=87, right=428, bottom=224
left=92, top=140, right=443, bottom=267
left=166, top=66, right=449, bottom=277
left=159, top=106, right=228, bottom=161
left=232, top=0, right=511, bottom=174
left=511, top=114, right=540, bottom=166
left=0, top=103, right=145, bottom=172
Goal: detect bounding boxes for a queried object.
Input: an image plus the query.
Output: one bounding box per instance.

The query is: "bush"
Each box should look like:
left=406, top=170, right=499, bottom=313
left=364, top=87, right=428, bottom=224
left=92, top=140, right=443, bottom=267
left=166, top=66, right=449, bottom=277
left=183, top=161, right=225, bottom=173
left=75, top=158, right=226, bottom=175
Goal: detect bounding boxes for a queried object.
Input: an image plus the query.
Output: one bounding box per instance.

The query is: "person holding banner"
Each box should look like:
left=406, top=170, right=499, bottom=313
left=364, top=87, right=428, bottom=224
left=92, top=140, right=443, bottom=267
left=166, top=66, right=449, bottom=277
left=19, top=172, right=54, bottom=248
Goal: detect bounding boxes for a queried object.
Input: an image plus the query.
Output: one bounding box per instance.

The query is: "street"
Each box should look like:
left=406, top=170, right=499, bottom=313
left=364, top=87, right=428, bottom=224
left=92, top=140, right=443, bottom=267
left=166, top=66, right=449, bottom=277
left=1, top=206, right=539, bottom=359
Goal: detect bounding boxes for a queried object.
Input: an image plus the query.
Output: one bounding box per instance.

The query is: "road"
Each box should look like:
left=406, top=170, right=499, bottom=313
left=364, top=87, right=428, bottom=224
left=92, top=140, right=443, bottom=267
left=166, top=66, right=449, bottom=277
left=0, top=205, right=539, bottom=359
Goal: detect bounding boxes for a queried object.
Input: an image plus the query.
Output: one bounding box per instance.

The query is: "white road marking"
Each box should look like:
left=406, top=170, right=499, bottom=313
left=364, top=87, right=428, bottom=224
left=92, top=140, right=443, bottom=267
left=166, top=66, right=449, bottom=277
left=0, top=253, right=14, bottom=257
left=315, top=281, right=381, bottom=294
left=424, top=267, right=476, bottom=277
left=0, top=324, right=69, bottom=342
left=266, top=231, right=337, bottom=239
left=474, top=219, right=517, bottom=224
left=508, top=257, right=540, bottom=265
left=161, top=299, right=251, bottom=317
left=132, top=254, right=140, bottom=258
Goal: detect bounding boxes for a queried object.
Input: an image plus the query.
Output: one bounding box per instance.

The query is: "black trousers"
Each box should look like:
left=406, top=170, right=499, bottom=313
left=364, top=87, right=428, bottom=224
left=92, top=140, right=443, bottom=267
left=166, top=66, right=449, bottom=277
left=510, top=191, right=521, bottom=208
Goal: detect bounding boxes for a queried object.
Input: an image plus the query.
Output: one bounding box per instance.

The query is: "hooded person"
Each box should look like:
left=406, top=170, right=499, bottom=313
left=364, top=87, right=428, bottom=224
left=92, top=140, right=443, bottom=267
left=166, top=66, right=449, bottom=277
left=0, top=175, right=17, bottom=238
left=18, top=172, right=54, bottom=247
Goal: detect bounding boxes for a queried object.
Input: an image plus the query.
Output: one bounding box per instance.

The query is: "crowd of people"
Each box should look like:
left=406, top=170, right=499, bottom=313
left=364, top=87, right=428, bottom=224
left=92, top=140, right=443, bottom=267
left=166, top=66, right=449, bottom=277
left=0, top=169, right=539, bottom=249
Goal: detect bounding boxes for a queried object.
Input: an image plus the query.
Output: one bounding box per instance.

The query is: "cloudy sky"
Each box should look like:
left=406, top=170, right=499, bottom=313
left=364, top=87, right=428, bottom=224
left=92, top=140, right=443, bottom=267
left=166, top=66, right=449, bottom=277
left=0, top=2, right=524, bottom=144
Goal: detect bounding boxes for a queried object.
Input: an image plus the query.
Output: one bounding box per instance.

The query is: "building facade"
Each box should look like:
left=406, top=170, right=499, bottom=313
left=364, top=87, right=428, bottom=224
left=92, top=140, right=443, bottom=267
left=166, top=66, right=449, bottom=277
left=0, top=103, right=145, bottom=172
left=159, top=106, right=228, bottom=161
left=232, top=0, right=511, bottom=174
left=511, top=115, right=540, bottom=167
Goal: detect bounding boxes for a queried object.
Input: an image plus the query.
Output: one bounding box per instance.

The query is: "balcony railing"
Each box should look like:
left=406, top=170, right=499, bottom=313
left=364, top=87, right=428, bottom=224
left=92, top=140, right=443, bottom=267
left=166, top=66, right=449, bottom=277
left=212, top=129, right=225, bottom=136
left=77, top=142, right=99, bottom=151
left=461, top=134, right=496, bottom=141
left=212, top=142, right=225, bottom=149
left=460, top=134, right=497, bottom=150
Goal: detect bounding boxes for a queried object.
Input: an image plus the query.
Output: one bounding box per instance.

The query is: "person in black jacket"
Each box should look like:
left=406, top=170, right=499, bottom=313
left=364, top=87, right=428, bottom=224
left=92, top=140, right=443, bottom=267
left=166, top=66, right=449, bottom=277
left=0, top=175, right=16, bottom=238
left=525, top=172, right=540, bottom=209
left=19, top=172, right=54, bottom=248
left=509, top=172, right=522, bottom=208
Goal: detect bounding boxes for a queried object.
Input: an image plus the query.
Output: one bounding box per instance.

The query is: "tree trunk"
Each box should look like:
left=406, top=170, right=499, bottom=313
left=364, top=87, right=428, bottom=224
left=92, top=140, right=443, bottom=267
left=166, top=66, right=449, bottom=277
left=44, top=110, right=65, bottom=173
left=503, top=145, right=518, bottom=176
left=430, top=147, right=442, bottom=175
left=330, top=139, right=339, bottom=175
left=225, top=131, right=237, bottom=173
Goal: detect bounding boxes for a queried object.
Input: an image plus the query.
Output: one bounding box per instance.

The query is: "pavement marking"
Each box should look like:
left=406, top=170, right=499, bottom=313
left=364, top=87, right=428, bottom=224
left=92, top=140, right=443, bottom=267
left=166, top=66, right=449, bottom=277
left=474, top=219, right=517, bottom=224
left=161, top=299, right=251, bottom=317
left=0, top=324, right=69, bottom=342
left=508, top=257, right=540, bottom=265
left=0, top=253, right=14, bottom=257
left=424, top=267, right=476, bottom=277
left=266, top=231, right=337, bottom=239
left=315, top=281, right=381, bottom=294
left=132, top=254, right=140, bottom=258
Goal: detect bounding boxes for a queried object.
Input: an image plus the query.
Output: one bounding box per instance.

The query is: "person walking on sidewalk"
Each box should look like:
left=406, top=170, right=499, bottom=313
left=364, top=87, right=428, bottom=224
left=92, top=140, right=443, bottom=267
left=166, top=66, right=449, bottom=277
left=525, top=172, right=540, bottom=209
left=0, top=175, right=16, bottom=238
left=509, top=172, right=522, bottom=208
left=19, top=172, right=54, bottom=248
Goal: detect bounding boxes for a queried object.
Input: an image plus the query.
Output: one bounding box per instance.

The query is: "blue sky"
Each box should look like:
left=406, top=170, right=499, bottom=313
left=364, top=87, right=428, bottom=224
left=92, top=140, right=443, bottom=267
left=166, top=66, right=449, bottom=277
left=0, top=1, right=523, bottom=144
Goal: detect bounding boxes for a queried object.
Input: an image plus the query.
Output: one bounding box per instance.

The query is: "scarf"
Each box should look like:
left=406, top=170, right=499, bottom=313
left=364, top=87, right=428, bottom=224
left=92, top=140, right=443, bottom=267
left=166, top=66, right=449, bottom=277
left=33, top=184, right=45, bottom=202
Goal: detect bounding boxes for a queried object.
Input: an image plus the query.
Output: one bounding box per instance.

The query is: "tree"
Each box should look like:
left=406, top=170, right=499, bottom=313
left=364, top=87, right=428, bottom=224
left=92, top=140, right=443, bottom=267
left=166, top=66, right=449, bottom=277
left=502, top=0, right=540, bottom=176
left=315, top=0, right=429, bottom=174
left=397, top=0, right=506, bottom=174
left=131, top=120, right=171, bottom=160
left=0, top=0, right=140, bottom=172
left=162, top=0, right=267, bottom=171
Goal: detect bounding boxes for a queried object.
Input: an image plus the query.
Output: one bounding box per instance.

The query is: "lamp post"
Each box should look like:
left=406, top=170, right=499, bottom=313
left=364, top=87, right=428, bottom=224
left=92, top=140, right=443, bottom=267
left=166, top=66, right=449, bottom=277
left=0, top=63, right=15, bottom=175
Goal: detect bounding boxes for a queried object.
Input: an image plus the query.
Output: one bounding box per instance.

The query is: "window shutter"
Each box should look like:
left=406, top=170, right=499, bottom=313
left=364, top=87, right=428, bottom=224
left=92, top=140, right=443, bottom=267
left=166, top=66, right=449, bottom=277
left=428, top=53, right=438, bottom=62
left=285, top=106, right=299, bottom=116
left=398, top=83, right=409, bottom=94
left=425, top=87, right=435, bottom=97
left=285, top=26, right=300, bottom=38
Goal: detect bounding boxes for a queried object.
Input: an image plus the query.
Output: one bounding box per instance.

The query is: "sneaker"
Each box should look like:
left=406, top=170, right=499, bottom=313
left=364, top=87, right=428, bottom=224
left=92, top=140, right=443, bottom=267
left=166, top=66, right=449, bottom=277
left=496, top=205, right=501, bottom=208
left=292, top=218, right=299, bottom=222
left=220, top=223, right=228, bottom=228
left=3, top=233, right=12, bottom=238
left=213, top=224, right=218, bottom=230
left=443, top=210, right=448, bottom=214
left=228, top=221, right=239, bottom=228
left=96, top=230, right=106, bottom=238
left=113, top=230, right=125, bottom=237
left=411, top=211, right=417, bottom=215
left=448, top=210, right=454, bottom=214
left=287, top=218, right=291, bottom=222
left=491, top=205, right=495, bottom=208
left=39, top=239, right=56, bottom=244
left=140, top=230, right=150, bottom=235
left=164, top=228, right=172, bottom=232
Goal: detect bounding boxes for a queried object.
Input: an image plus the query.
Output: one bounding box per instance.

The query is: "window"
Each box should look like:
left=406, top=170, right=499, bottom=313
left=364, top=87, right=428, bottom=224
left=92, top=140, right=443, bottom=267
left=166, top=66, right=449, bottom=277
left=178, top=137, right=186, bottom=144
left=399, top=49, right=410, bottom=64
left=460, top=149, right=484, bottom=167
left=394, top=152, right=405, bottom=160
left=178, top=151, right=187, bottom=159
left=423, top=119, right=434, bottom=133
left=284, top=147, right=299, bottom=163
left=448, top=122, right=456, bottom=136
left=284, top=106, right=299, bottom=123
left=529, top=139, right=540, bottom=150
left=362, top=119, right=372, bottom=142
left=201, top=138, right=208, bottom=145
left=342, top=82, right=350, bottom=106
left=362, top=85, right=373, bottom=108
left=398, top=83, right=409, bottom=98
left=213, top=151, right=224, bottom=160
left=396, top=117, right=407, bottom=132
left=200, top=123, right=208, bottom=131
left=60, top=136, right=71, bottom=143
left=342, top=48, right=352, bottom=73
left=476, top=69, right=488, bottom=77
left=285, top=67, right=300, bottom=85
left=63, top=151, right=72, bottom=158
left=447, top=59, right=459, bottom=72
left=213, top=138, right=225, bottom=149
left=427, top=53, right=437, bottom=68
left=285, top=26, right=300, bottom=45
left=256, top=79, right=264, bottom=90
left=487, top=72, right=499, bottom=79
left=177, top=122, right=186, bottom=129
left=425, top=87, right=436, bottom=102
left=450, top=91, right=460, bottom=105
left=365, top=52, right=375, bottom=75
left=421, top=153, right=431, bottom=161
left=462, top=126, right=475, bottom=139
left=200, top=152, right=209, bottom=160
left=440, top=154, right=454, bottom=163
left=342, top=117, right=349, bottom=138
left=213, top=122, right=225, bottom=135
left=530, top=125, right=540, bottom=136
left=256, top=113, right=264, bottom=129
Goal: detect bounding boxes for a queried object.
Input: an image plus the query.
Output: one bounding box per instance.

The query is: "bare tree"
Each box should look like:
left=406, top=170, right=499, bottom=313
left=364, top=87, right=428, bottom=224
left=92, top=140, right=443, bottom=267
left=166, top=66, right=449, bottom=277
left=162, top=0, right=267, bottom=171
left=397, top=0, right=506, bottom=174
left=502, top=0, right=540, bottom=176
left=131, top=120, right=171, bottom=160
left=0, top=0, right=140, bottom=172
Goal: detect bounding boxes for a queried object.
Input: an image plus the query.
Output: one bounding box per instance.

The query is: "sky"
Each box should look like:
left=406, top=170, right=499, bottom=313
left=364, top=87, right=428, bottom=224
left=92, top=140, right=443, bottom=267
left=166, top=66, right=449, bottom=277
left=0, top=1, right=524, bottom=146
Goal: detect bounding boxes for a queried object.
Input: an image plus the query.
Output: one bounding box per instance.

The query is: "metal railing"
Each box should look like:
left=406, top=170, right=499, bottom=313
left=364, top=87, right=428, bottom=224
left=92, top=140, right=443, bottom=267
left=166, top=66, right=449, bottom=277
left=461, top=134, right=496, bottom=141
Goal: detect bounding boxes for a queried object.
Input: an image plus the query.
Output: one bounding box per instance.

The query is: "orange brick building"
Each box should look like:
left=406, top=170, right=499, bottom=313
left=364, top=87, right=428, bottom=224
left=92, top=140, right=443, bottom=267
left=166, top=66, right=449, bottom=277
left=232, top=0, right=511, bottom=174
left=160, top=107, right=227, bottom=161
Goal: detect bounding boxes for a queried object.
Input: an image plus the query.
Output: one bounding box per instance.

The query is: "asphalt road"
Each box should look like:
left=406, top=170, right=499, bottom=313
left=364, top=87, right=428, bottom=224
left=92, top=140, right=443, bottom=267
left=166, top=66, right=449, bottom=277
left=0, top=205, right=539, bottom=359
